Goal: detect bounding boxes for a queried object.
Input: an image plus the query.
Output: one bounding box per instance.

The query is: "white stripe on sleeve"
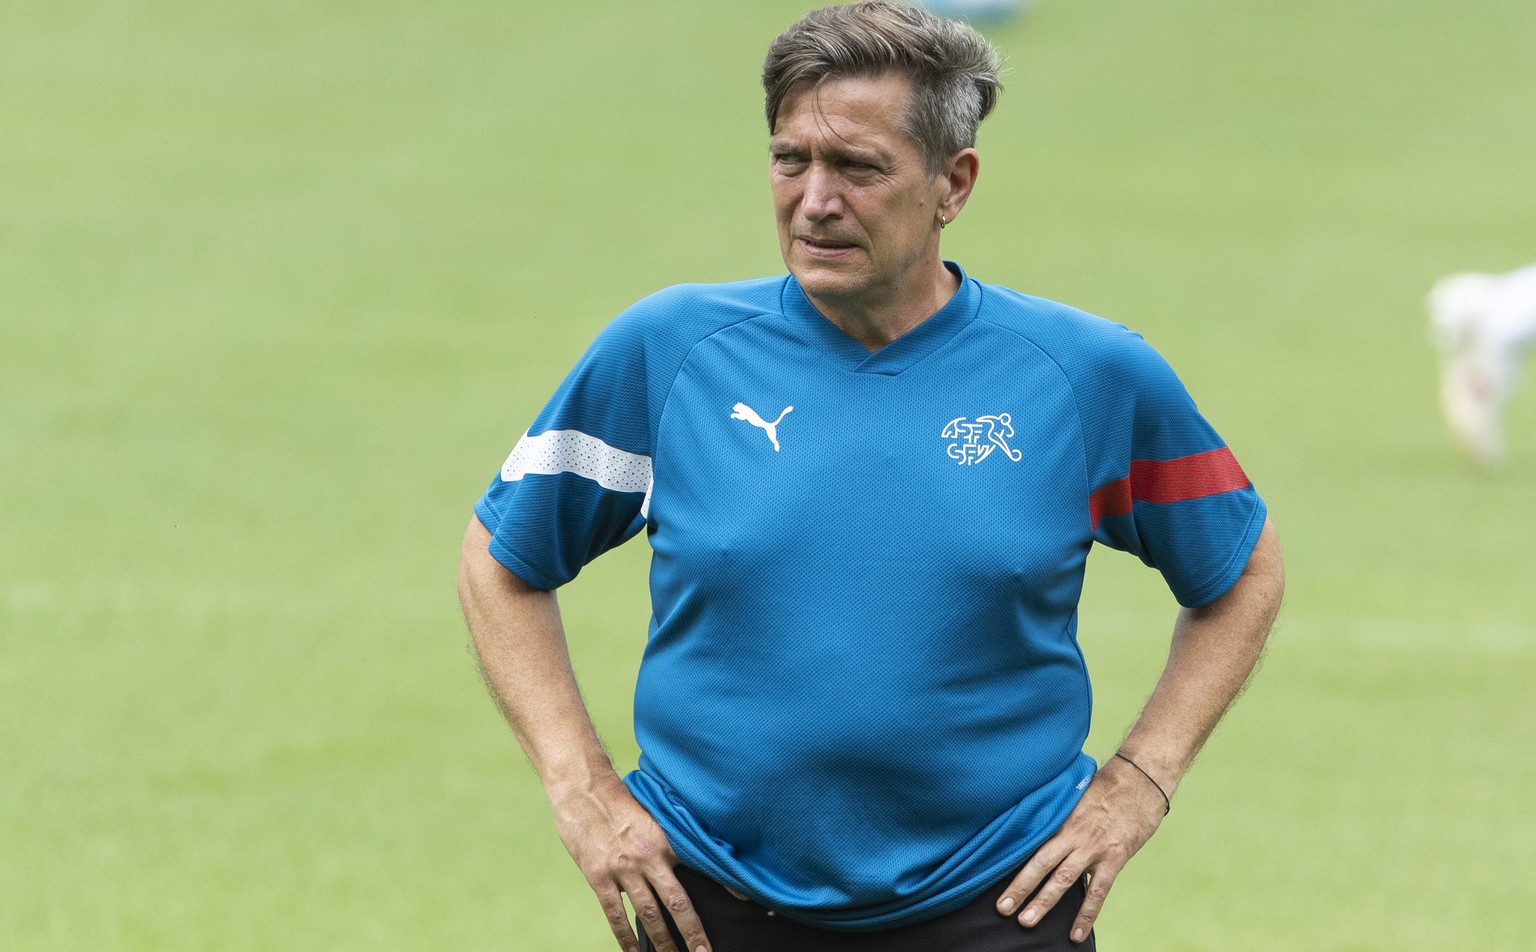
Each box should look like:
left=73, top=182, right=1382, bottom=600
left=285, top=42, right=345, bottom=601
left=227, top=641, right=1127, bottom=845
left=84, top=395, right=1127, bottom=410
left=500, top=429, right=654, bottom=518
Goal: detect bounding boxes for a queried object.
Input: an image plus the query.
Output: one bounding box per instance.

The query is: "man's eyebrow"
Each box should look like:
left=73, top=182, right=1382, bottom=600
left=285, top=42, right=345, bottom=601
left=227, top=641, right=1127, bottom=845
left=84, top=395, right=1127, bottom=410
left=768, top=139, right=891, bottom=165
left=827, top=143, right=893, bottom=167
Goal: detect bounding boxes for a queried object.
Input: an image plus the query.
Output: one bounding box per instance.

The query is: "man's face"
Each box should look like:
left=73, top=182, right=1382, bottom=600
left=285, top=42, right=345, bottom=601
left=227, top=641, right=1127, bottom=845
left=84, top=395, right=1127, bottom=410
left=770, top=73, right=950, bottom=316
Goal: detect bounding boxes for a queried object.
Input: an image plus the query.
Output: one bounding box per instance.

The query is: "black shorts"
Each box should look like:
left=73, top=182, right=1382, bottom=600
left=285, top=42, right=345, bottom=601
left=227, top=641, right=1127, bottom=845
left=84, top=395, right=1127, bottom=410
left=637, top=865, right=1094, bottom=952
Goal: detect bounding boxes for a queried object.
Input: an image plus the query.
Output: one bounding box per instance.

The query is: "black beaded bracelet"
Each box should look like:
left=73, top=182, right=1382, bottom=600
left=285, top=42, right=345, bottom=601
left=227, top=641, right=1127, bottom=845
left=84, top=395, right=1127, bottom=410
left=1113, top=752, right=1171, bottom=815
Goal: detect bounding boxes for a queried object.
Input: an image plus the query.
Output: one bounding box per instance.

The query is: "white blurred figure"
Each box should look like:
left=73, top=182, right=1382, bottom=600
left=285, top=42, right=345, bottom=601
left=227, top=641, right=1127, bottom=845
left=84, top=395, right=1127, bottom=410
left=1427, top=264, right=1536, bottom=466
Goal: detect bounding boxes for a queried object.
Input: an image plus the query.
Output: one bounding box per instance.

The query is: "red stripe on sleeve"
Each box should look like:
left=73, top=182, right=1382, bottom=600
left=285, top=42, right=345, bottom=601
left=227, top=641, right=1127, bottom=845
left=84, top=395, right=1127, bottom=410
left=1088, top=476, right=1133, bottom=530
left=1090, top=447, right=1250, bottom=530
left=1130, top=447, right=1250, bottom=503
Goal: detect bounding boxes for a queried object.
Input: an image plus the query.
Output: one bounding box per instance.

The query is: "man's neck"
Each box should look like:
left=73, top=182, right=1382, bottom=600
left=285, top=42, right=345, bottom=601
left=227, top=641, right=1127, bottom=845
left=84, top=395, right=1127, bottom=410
left=810, top=261, right=961, bottom=351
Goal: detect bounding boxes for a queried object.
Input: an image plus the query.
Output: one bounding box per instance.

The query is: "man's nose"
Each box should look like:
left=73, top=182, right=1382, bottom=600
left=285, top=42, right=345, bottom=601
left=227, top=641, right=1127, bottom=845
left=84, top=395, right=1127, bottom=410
left=800, top=164, right=843, bottom=221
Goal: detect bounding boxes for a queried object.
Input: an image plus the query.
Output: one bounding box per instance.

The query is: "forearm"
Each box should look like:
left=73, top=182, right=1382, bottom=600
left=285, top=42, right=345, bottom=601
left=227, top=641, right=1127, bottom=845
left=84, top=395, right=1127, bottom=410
left=456, top=516, right=619, bottom=797
left=457, top=516, right=710, bottom=952
left=999, top=519, right=1284, bottom=939
left=1118, top=518, right=1285, bottom=797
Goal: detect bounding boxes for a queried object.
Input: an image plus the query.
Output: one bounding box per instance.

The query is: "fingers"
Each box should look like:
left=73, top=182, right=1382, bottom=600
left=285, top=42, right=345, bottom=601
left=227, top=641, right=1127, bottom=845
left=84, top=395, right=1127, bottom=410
left=1067, top=867, right=1117, bottom=945
left=555, top=782, right=712, bottom=952
left=626, top=878, right=675, bottom=952
left=995, top=841, right=1085, bottom=929
left=594, top=881, right=644, bottom=952
left=658, top=876, right=712, bottom=952
left=996, top=760, right=1168, bottom=941
left=597, top=866, right=710, bottom=952
left=997, top=855, right=1109, bottom=945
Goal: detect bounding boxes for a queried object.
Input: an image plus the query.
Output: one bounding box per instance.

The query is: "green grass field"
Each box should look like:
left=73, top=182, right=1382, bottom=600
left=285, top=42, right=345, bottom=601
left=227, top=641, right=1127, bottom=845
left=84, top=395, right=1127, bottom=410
left=3, top=0, right=1534, bottom=948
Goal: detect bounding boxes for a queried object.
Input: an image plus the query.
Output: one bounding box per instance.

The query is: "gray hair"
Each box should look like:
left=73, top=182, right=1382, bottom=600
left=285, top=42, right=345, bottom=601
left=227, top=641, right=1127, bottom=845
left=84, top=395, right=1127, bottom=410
left=762, top=1, right=1003, bottom=175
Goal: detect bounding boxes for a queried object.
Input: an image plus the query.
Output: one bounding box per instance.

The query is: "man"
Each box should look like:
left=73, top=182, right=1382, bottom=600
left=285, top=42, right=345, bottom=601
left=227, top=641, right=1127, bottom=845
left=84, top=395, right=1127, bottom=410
left=1428, top=264, right=1536, bottom=467
left=458, top=3, right=1284, bottom=950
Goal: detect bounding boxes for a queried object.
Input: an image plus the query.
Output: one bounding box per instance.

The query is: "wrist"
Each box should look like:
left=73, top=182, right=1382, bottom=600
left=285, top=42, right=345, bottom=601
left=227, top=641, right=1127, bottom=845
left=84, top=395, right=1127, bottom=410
left=538, top=748, right=624, bottom=802
left=1112, top=751, right=1172, bottom=815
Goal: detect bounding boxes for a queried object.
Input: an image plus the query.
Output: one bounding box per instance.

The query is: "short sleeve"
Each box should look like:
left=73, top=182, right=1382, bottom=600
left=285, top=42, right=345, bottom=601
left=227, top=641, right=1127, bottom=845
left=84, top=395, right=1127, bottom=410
left=474, top=316, right=656, bottom=590
left=1079, top=328, right=1266, bottom=607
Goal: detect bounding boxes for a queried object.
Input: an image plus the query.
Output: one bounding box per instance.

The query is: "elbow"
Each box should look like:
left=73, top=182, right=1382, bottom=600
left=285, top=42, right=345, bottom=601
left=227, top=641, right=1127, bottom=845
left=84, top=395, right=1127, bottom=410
left=1239, top=517, right=1286, bottom=643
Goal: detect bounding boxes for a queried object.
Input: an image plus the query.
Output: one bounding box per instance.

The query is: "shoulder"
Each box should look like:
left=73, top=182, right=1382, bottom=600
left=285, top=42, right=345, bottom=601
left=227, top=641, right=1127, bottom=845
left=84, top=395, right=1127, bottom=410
left=971, top=280, right=1174, bottom=387
left=607, top=277, right=788, bottom=343
left=572, top=276, right=790, bottom=377
left=560, top=276, right=792, bottom=415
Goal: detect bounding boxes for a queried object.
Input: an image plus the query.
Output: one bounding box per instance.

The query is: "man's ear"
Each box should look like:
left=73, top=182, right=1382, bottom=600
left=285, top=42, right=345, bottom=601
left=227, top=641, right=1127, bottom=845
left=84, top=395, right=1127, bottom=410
left=937, top=148, right=980, bottom=224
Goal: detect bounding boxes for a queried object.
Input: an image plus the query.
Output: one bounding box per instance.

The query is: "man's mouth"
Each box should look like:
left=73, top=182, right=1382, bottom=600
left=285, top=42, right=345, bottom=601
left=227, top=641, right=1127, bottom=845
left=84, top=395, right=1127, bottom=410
left=798, top=235, right=859, bottom=254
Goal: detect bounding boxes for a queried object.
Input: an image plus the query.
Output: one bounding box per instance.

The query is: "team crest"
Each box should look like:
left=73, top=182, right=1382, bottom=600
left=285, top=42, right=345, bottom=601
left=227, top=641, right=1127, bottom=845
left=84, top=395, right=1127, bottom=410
left=943, top=414, right=1023, bottom=466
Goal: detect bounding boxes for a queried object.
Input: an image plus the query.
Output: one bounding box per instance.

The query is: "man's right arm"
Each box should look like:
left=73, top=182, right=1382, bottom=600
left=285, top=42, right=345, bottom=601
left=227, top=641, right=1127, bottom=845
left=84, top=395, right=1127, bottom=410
left=456, top=516, right=711, bottom=952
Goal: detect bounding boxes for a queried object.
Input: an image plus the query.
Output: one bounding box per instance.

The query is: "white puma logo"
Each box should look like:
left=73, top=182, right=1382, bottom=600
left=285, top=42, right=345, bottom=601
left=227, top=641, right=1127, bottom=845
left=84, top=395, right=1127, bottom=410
left=731, top=402, right=794, bottom=452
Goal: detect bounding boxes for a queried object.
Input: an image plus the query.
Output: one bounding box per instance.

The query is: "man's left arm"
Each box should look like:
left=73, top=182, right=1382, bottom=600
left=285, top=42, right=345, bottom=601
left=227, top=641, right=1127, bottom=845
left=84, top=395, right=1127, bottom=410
left=997, top=517, right=1285, bottom=944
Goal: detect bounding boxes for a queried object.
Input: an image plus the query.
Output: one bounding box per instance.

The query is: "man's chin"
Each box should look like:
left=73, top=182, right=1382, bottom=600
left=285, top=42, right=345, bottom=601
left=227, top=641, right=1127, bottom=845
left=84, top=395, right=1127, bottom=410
left=788, top=258, right=867, bottom=300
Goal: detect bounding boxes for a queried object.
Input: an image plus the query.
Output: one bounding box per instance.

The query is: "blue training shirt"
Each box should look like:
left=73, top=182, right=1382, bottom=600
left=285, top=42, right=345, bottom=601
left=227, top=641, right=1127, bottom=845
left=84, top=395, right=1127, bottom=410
left=474, top=264, right=1267, bottom=931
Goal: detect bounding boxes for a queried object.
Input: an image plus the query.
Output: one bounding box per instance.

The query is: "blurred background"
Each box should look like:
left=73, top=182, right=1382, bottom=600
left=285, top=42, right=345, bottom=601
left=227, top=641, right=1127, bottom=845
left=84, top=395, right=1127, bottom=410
left=2, top=0, right=1532, bottom=948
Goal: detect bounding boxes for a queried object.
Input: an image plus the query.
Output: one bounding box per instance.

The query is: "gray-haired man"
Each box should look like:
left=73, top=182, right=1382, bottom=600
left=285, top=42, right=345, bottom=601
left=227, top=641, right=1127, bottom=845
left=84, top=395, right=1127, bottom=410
left=459, top=4, right=1283, bottom=950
